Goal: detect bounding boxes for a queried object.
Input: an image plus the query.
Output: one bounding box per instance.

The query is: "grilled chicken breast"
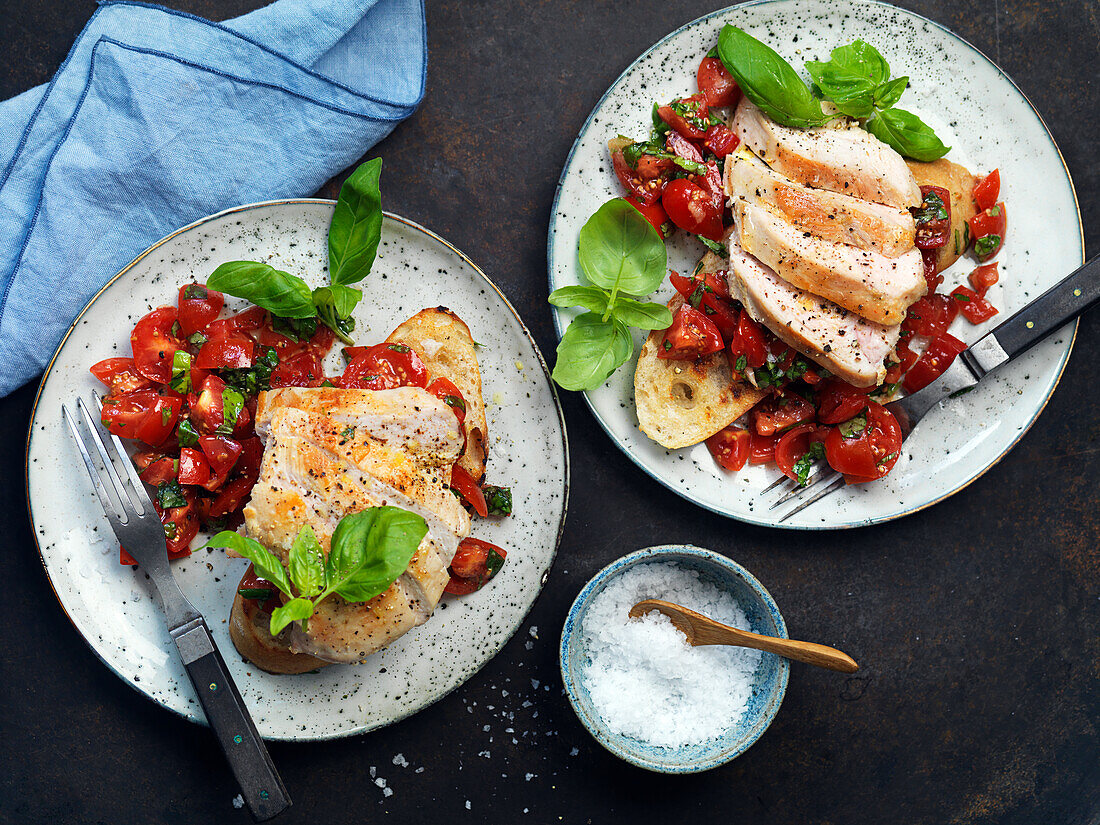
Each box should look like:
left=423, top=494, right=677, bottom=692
left=732, top=98, right=922, bottom=209
left=733, top=199, right=925, bottom=326
left=244, top=386, right=470, bottom=664
left=724, top=148, right=916, bottom=258
left=726, top=242, right=899, bottom=387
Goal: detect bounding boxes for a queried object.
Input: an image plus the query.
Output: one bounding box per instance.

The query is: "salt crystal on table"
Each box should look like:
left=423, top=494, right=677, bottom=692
left=579, top=561, right=761, bottom=749
left=392, top=753, right=408, bottom=767
left=465, top=801, right=471, bottom=810
left=383, top=787, right=393, bottom=798
left=231, top=795, right=244, bottom=809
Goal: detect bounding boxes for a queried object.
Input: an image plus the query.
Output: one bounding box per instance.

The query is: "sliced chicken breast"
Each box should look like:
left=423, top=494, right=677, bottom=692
left=734, top=200, right=926, bottom=326
left=726, top=242, right=900, bottom=387
left=732, top=98, right=922, bottom=209
left=724, top=148, right=915, bottom=258
left=244, top=387, right=470, bottom=664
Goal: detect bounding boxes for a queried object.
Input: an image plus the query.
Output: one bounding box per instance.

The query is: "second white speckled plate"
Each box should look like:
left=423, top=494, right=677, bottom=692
left=548, top=0, right=1082, bottom=529
left=27, top=202, right=568, bottom=740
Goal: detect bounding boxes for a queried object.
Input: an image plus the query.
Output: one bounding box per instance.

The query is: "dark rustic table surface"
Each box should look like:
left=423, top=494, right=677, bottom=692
left=2, top=1, right=1097, bottom=823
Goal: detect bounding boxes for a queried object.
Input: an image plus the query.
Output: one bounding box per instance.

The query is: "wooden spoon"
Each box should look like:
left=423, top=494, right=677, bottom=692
left=629, top=599, right=859, bottom=674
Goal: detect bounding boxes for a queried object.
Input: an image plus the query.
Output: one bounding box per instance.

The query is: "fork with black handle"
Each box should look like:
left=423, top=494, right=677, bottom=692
left=62, top=394, right=291, bottom=821
left=763, top=254, right=1100, bottom=521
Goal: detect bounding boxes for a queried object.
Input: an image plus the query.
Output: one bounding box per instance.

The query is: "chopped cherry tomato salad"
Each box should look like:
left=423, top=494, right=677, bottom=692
left=608, top=50, right=1010, bottom=486
left=94, top=284, right=513, bottom=591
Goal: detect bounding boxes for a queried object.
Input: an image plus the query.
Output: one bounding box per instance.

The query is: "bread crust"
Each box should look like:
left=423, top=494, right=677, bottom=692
left=229, top=591, right=330, bottom=675
left=906, top=158, right=978, bottom=275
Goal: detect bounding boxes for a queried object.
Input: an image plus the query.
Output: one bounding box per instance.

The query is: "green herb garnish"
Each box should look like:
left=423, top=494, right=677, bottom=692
left=483, top=485, right=513, bottom=516
left=156, top=479, right=188, bottom=509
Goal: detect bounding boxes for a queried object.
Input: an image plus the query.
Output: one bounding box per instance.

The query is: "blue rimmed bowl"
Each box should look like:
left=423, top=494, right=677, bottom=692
left=559, top=545, right=789, bottom=773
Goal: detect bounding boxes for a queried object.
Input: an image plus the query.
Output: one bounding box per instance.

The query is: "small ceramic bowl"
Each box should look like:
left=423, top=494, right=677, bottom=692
left=559, top=544, right=789, bottom=773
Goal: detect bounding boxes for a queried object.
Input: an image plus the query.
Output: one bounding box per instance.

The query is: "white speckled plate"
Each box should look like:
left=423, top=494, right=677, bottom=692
left=27, top=201, right=568, bottom=740
left=548, top=0, right=1083, bottom=529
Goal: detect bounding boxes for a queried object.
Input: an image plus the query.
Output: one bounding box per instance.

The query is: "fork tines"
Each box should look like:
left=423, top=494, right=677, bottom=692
left=756, top=461, right=846, bottom=523
left=62, top=393, right=149, bottom=526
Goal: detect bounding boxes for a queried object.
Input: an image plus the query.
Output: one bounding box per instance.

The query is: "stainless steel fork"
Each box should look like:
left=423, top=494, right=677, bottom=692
left=761, top=253, right=1100, bottom=523
left=63, top=393, right=290, bottom=821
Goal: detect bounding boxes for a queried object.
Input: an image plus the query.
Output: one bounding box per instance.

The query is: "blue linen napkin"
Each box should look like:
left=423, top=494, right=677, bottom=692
left=0, top=0, right=426, bottom=397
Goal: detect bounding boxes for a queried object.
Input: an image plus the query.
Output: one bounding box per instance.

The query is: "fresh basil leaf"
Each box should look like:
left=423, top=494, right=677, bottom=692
left=270, top=597, right=314, bottom=636
left=216, top=387, right=245, bottom=436
left=696, top=235, right=728, bottom=256
left=288, top=525, right=325, bottom=599
left=483, top=485, right=513, bottom=516
left=579, top=199, right=667, bottom=297
left=205, top=531, right=292, bottom=597
left=609, top=297, right=674, bottom=331
left=237, top=586, right=274, bottom=600
left=839, top=411, right=868, bottom=438
left=806, top=40, right=889, bottom=105
left=716, top=25, right=828, bottom=129
left=176, top=419, right=199, bottom=448
left=328, top=158, right=383, bottom=287
left=865, top=107, right=949, bottom=161
left=551, top=313, right=633, bottom=391
left=207, top=261, right=316, bottom=319
left=326, top=507, right=428, bottom=603
left=547, top=285, right=610, bottom=315
left=312, top=284, right=362, bottom=320
left=221, top=347, right=279, bottom=397
left=975, top=234, right=1001, bottom=258
left=169, top=351, right=192, bottom=394
left=270, top=314, right=318, bottom=343
left=156, top=479, right=187, bottom=509
left=873, top=76, right=908, bottom=110
left=792, top=441, right=826, bottom=485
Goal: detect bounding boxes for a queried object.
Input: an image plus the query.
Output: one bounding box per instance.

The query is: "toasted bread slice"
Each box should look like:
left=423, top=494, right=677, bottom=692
left=907, top=158, right=978, bottom=275
left=229, top=591, right=331, bottom=675
left=387, top=308, right=488, bottom=482
left=634, top=294, right=766, bottom=449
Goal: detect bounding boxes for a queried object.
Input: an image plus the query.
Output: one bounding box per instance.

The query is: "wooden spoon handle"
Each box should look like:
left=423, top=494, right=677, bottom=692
left=720, top=628, right=859, bottom=673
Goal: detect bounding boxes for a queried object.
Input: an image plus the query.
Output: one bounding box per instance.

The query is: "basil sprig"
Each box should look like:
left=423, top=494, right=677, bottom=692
left=206, top=158, right=383, bottom=345
left=716, top=25, right=828, bottom=129
left=206, top=505, right=427, bottom=637
left=548, top=199, right=672, bottom=391
left=716, top=28, right=949, bottom=161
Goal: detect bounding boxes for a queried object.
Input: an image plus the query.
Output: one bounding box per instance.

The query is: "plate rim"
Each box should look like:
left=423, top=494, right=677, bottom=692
left=24, top=198, right=571, bottom=740
left=545, top=0, right=1083, bottom=530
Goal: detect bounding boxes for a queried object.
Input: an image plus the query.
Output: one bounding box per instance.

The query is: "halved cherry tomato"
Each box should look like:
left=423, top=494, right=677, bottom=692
left=969, top=202, right=1006, bottom=262
left=657, top=94, right=710, bottom=141
left=134, top=393, right=183, bottom=447
left=815, top=379, right=872, bottom=425
left=748, top=430, right=778, bottom=465
left=951, top=285, right=999, bottom=324
left=130, top=307, right=184, bottom=384
left=706, top=425, right=751, bottom=472
left=234, top=436, right=264, bottom=482
left=205, top=306, right=267, bottom=341
left=662, top=178, right=724, bottom=242
left=968, top=262, right=1000, bottom=297
left=177, top=283, right=224, bottom=337
left=624, top=195, right=669, bottom=238
left=198, top=435, right=242, bottom=489
left=824, top=403, right=902, bottom=484
left=895, top=337, right=919, bottom=375
left=270, top=351, right=324, bottom=388
left=775, top=424, right=819, bottom=482
left=189, top=374, right=238, bottom=435
left=137, top=455, right=178, bottom=486
left=445, top=537, right=507, bottom=595
left=903, top=293, right=958, bottom=338
left=610, top=143, right=672, bottom=206
left=913, top=185, right=951, bottom=250
left=101, top=389, right=181, bottom=447
left=697, top=56, right=741, bottom=108
left=902, top=333, right=967, bottom=393
left=752, top=394, right=815, bottom=436
left=195, top=332, right=255, bottom=370
left=727, top=311, right=768, bottom=371
left=451, top=465, right=488, bottom=517
left=427, top=378, right=467, bottom=424
left=972, top=169, right=1000, bottom=212
left=657, top=303, right=724, bottom=360
left=669, top=271, right=737, bottom=341
left=178, top=447, right=212, bottom=486
left=204, top=476, right=254, bottom=519
left=341, top=343, right=427, bottom=390
left=921, top=248, right=943, bottom=292
left=253, top=325, right=309, bottom=359
left=703, top=123, right=740, bottom=158
left=90, top=357, right=153, bottom=395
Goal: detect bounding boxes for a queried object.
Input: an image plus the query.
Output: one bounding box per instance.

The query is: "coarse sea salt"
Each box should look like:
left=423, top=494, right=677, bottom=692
left=579, top=562, right=761, bottom=748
